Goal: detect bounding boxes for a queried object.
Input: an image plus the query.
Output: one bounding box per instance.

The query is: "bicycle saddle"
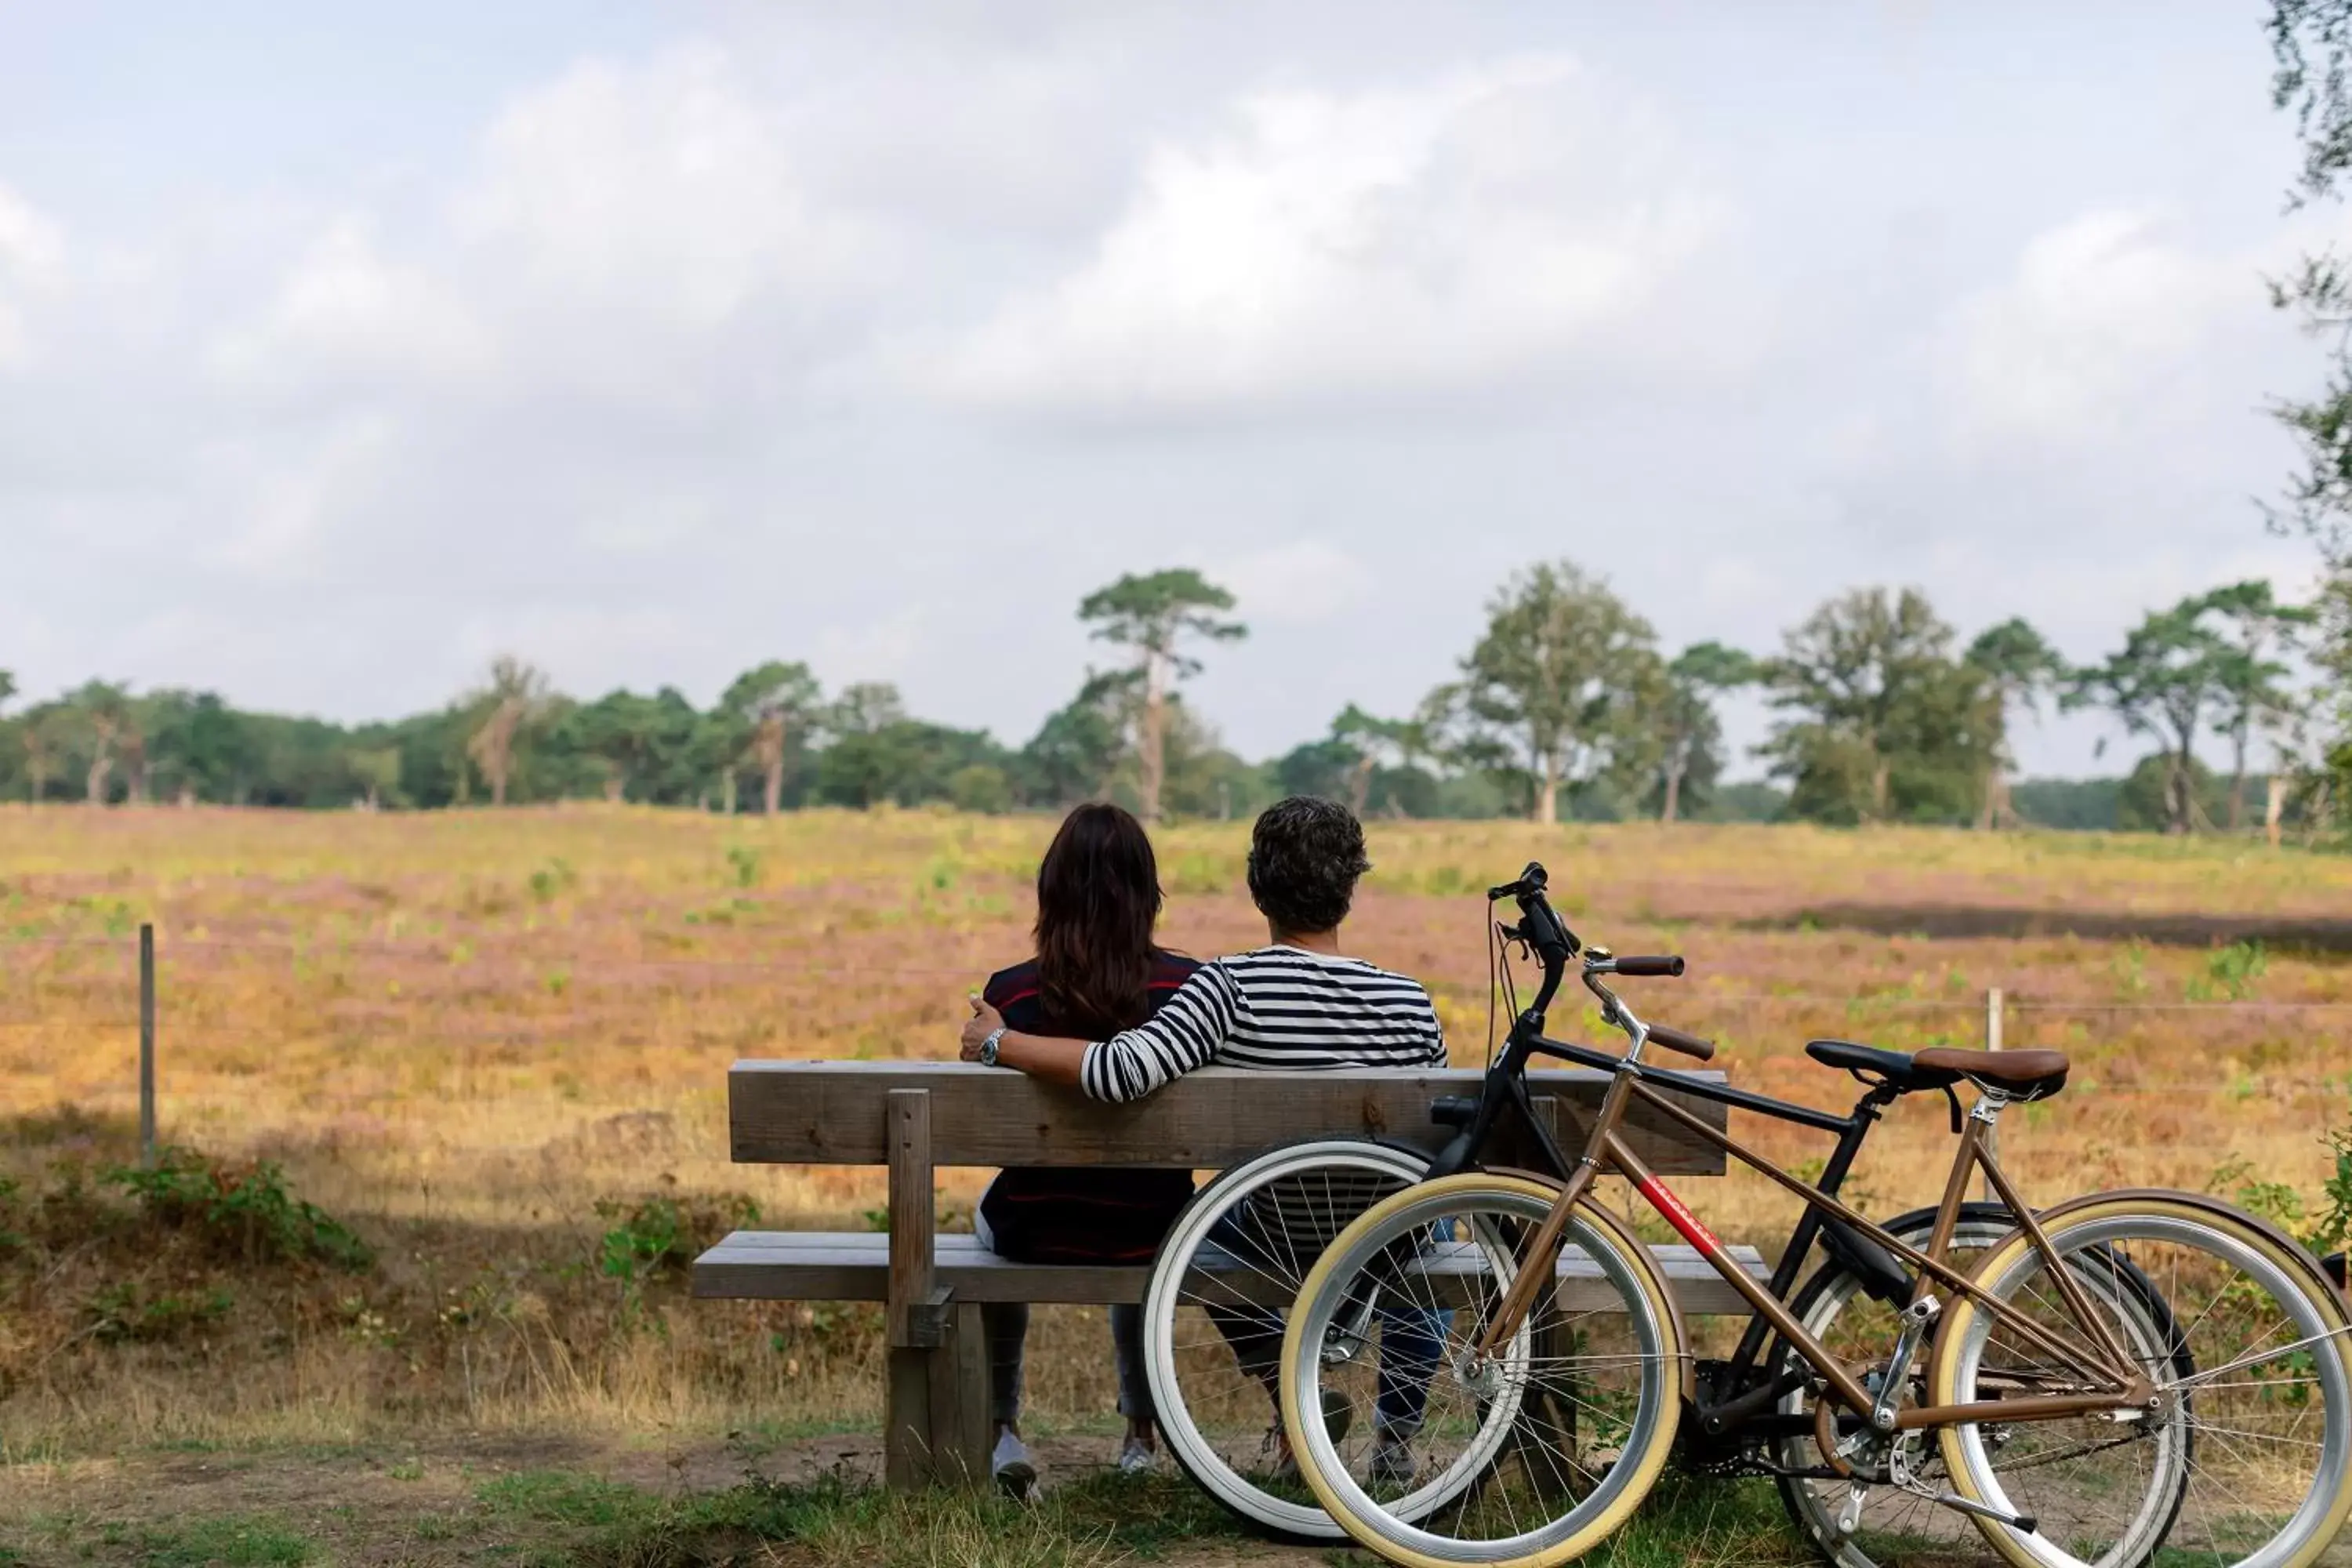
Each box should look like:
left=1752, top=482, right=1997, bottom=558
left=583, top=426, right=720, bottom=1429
left=1806, top=1039, right=2070, bottom=1101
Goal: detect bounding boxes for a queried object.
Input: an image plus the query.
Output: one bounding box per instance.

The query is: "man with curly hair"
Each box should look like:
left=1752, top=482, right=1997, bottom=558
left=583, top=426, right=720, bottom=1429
left=960, top=794, right=1445, bottom=1483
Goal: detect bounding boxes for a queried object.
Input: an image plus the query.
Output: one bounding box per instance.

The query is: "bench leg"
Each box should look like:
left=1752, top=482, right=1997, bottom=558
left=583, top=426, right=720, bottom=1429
left=934, top=1303, right=990, bottom=1486
left=884, top=1305, right=991, bottom=1490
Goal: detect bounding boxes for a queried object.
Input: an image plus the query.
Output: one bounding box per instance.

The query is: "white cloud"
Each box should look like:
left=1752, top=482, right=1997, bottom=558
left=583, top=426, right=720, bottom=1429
left=453, top=42, right=883, bottom=331
left=1218, top=539, right=1376, bottom=624
left=0, top=181, right=65, bottom=369
left=815, top=607, right=929, bottom=690
left=1944, top=209, right=2263, bottom=446
left=929, top=56, right=1726, bottom=416
left=211, top=215, right=488, bottom=390
left=201, top=413, right=400, bottom=576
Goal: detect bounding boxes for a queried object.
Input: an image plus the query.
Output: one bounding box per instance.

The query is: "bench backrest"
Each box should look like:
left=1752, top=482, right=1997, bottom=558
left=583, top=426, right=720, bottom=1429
left=728, top=1060, right=1729, bottom=1174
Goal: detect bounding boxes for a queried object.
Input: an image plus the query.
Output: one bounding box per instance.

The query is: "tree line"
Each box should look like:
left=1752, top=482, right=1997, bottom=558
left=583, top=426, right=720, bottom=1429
left=0, top=563, right=2336, bottom=835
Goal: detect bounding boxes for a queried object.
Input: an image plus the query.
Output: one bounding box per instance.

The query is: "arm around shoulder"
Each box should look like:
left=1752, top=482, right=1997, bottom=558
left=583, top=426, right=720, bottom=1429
left=1080, top=964, right=1238, bottom=1104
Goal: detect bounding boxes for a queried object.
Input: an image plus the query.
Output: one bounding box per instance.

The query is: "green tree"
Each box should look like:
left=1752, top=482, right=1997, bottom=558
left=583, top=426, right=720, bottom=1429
left=561, top=689, right=696, bottom=803
left=67, top=681, right=133, bottom=805
left=1965, top=618, right=2067, bottom=829
left=2265, top=4, right=2352, bottom=814
left=2117, top=751, right=2226, bottom=833
left=1328, top=703, right=1429, bottom=816
left=815, top=683, right=912, bottom=808
left=347, top=746, right=403, bottom=810
left=0, top=670, right=14, bottom=714
left=1652, top=642, right=1757, bottom=824
left=720, top=661, right=822, bottom=815
left=20, top=704, right=58, bottom=803
left=1762, top=588, right=1991, bottom=824
left=2200, top=580, right=2316, bottom=829
left=1017, top=669, right=1140, bottom=808
left=1457, top=561, right=1663, bottom=824
left=2070, top=599, right=2231, bottom=835
left=463, top=657, right=552, bottom=807
left=1076, top=569, right=1246, bottom=823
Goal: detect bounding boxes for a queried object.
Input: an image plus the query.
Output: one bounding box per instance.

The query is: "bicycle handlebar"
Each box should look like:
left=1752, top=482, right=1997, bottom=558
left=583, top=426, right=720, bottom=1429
left=1646, top=1023, right=1716, bottom=1062
left=1608, top=955, right=1685, bottom=978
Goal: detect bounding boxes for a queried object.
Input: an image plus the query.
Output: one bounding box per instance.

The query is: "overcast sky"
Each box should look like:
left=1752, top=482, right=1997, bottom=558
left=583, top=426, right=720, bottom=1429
left=2, top=1, right=2342, bottom=776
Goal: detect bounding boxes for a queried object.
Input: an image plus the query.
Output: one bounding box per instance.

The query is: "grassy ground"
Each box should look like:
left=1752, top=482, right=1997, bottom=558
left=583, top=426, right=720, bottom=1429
left=3, top=805, right=2350, bottom=1560
left=0, top=1432, right=1809, bottom=1567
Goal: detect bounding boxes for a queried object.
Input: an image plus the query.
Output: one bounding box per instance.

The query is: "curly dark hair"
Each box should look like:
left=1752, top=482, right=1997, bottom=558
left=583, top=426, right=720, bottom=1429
left=1247, top=796, right=1371, bottom=936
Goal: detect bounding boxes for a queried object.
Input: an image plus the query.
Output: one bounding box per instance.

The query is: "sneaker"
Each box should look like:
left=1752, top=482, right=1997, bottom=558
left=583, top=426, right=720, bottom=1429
left=1117, top=1435, right=1156, bottom=1475
left=1368, top=1429, right=1416, bottom=1489
left=991, top=1428, right=1036, bottom=1501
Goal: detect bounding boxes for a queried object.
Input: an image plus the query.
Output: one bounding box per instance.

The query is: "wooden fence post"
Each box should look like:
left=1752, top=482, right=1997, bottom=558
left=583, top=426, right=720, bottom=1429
left=1980, top=986, right=2002, bottom=1200
left=139, top=924, right=156, bottom=1170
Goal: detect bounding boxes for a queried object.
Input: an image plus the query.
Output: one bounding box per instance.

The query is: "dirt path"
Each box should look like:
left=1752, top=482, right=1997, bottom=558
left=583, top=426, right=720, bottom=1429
left=0, top=1430, right=1325, bottom=1566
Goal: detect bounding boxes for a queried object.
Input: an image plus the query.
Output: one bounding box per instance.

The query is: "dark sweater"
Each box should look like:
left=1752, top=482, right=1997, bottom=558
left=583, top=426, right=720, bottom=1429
left=975, top=951, right=1200, bottom=1265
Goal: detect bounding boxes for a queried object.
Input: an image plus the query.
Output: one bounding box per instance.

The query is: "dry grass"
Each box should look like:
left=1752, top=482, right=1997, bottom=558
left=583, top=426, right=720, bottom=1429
left=3, top=804, right=2349, bottom=1458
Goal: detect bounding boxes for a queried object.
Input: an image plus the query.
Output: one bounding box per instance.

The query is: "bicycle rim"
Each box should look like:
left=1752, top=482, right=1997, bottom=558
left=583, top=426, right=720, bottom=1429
left=1936, top=1196, right=2352, bottom=1568
left=1142, top=1138, right=1430, bottom=1540
left=1279, top=1174, right=1682, bottom=1568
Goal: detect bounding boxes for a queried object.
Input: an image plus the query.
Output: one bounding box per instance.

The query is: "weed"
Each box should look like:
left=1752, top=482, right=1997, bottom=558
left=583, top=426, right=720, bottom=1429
left=86, top=1282, right=234, bottom=1344
left=103, top=1147, right=373, bottom=1271
left=726, top=845, right=761, bottom=887
left=594, top=1192, right=759, bottom=1316
left=2210, top=1155, right=2308, bottom=1229
left=2190, top=939, right=2268, bottom=1002
left=528, top=858, right=578, bottom=902
left=2306, top=1113, right=2352, bottom=1258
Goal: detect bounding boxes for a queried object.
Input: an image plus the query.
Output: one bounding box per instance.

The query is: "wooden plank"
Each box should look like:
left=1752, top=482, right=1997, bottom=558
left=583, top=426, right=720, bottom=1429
left=884, top=1089, right=936, bottom=1348
left=729, top=1062, right=1726, bottom=1174
left=694, top=1231, right=1769, bottom=1315
left=883, top=1089, right=935, bottom=1490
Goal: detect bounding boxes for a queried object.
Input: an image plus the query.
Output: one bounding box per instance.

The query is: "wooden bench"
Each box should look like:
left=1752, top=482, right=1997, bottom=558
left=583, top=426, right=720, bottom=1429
left=694, top=1060, right=1752, bottom=1489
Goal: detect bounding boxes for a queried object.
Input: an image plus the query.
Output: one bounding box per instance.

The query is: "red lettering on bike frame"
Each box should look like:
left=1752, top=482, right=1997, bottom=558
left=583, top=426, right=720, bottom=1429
left=1633, top=1172, right=1725, bottom=1258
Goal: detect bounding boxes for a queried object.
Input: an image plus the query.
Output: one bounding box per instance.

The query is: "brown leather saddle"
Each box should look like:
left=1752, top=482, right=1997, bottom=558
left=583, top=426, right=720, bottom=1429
left=1806, top=1038, right=2070, bottom=1102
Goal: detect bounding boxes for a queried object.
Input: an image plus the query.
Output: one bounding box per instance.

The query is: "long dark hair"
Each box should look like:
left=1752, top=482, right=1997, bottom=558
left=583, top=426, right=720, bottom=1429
left=1034, top=802, right=1163, bottom=1036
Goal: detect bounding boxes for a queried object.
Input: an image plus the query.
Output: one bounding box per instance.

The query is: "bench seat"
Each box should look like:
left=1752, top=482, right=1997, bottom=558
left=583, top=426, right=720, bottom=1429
left=694, top=1230, right=1772, bottom=1315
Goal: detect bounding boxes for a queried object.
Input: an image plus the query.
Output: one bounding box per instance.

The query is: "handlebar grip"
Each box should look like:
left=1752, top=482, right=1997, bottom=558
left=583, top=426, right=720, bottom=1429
left=1613, top=955, right=1685, bottom=978
left=1647, top=1023, right=1715, bottom=1062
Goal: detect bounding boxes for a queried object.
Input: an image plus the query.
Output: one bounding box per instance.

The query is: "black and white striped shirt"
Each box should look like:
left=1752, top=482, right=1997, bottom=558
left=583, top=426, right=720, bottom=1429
left=1078, top=946, right=1446, bottom=1103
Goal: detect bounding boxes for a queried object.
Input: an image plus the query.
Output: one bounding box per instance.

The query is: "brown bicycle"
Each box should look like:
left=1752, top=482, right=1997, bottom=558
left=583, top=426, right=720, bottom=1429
left=1277, top=863, right=2352, bottom=1568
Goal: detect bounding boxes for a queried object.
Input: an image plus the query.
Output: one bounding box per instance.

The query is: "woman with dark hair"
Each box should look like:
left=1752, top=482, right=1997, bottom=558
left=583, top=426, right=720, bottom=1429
left=970, top=802, right=1198, bottom=1497
left=964, top=796, right=1446, bottom=1483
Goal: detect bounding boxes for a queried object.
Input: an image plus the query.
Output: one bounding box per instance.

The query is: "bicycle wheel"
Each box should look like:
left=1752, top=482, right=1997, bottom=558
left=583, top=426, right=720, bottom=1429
left=1142, top=1137, right=1432, bottom=1540
left=1775, top=1205, right=2177, bottom=1568
left=1934, top=1193, right=2352, bottom=1568
left=1279, top=1172, right=1684, bottom=1568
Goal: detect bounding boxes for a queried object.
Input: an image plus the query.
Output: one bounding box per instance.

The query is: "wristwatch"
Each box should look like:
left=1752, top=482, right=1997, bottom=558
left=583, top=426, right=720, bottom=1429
left=978, top=1026, right=1006, bottom=1067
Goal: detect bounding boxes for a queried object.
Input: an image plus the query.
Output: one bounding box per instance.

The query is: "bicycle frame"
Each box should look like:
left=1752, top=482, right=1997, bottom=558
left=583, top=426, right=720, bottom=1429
left=1448, top=901, right=2152, bottom=1439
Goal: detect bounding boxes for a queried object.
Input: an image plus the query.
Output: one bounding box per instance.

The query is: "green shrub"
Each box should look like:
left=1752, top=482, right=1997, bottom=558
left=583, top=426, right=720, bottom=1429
left=103, top=1148, right=372, bottom=1271
left=593, top=1192, right=759, bottom=1309
left=86, top=1282, right=234, bottom=1343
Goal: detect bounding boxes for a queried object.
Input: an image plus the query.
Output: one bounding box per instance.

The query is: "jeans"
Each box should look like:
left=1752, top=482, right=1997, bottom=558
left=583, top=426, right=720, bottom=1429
left=975, top=1210, right=1152, bottom=1428
left=1201, top=1210, right=1447, bottom=1436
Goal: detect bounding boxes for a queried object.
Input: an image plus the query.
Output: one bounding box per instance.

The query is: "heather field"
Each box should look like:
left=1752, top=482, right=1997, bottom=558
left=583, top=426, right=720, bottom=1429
left=3, top=805, right=2351, bottom=1561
